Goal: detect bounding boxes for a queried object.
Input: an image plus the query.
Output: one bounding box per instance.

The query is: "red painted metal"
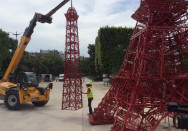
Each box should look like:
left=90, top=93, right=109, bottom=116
left=90, top=0, right=188, bottom=130
left=62, top=2, right=83, bottom=110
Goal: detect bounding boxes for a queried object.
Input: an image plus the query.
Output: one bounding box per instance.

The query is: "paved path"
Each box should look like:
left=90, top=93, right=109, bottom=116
left=0, top=79, right=111, bottom=131
left=0, top=79, right=177, bottom=131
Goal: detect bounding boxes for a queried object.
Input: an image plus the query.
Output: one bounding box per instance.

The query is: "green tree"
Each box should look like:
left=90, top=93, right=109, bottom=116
left=95, top=26, right=134, bottom=75
left=87, top=44, right=96, bottom=76
left=0, top=29, right=17, bottom=73
left=17, top=52, right=64, bottom=76
left=17, top=52, right=40, bottom=73
left=42, top=53, right=64, bottom=76
left=0, top=29, right=64, bottom=77
left=80, top=57, right=90, bottom=76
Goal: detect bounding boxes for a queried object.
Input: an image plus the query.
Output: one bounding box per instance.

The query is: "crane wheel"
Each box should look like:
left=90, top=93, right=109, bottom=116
left=32, top=101, right=48, bottom=106
left=4, top=91, right=20, bottom=110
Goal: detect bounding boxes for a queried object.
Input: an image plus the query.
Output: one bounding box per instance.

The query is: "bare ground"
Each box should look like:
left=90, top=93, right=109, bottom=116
left=0, top=78, right=183, bottom=131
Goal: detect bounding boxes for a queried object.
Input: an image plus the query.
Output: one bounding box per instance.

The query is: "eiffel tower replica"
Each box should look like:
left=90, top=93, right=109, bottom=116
left=90, top=0, right=188, bottom=130
left=62, top=0, right=83, bottom=110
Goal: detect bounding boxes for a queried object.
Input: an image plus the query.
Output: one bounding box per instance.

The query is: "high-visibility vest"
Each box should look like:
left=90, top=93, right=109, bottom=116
left=87, top=87, right=93, bottom=98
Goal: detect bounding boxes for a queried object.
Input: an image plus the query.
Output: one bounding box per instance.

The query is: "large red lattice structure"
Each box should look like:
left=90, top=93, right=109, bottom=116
left=90, top=0, right=188, bottom=130
left=62, top=2, right=83, bottom=110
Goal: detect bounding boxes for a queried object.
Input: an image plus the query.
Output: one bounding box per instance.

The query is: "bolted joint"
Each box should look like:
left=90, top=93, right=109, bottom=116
left=37, top=13, right=52, bottom=24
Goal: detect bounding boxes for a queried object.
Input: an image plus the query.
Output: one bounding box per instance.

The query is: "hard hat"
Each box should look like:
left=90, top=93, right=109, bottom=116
left=86, top=82, right=91, bottom=85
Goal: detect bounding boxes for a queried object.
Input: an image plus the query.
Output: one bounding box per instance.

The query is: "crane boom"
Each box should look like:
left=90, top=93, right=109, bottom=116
left=1, top=0, right=70, bottom=82
left=46, top=0, right=70, bottom=17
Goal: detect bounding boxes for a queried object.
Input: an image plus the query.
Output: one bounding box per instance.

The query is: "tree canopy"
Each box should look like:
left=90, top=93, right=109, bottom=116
left=95, top=26, right=134, bottom=75
left=16, top=52, right=64, bottom=76
left=87, top=44, right=96, bottom=76
left=0, top=29, right=17, bottom=73
left=0, top=29, right=64, bottom=77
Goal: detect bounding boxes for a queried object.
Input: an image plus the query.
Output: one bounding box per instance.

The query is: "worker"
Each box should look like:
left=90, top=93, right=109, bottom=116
left=83, top=82, right=93, bottom=115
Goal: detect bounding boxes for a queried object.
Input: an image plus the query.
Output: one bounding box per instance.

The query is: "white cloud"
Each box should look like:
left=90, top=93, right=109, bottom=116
left=0, top=0, right=139, bottom=56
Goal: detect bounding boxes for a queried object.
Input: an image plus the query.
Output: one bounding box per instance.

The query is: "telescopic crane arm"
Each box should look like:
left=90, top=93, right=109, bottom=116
left=1, top=0, right=70, bottom=82
left=46, top=0, right=70, bottom=17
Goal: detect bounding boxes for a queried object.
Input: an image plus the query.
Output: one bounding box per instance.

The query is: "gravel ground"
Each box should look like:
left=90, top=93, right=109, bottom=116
left=0, top=78, right=182, bottom=131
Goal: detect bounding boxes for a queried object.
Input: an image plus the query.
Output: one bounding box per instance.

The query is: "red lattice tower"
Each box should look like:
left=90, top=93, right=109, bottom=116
left=90, top=0, right=188, bottom=130
left=62, top=1, right=83, bottom=110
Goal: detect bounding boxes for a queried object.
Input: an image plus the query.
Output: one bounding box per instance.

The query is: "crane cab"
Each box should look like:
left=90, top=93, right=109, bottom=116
left=17, top=72, right=39, bottom=87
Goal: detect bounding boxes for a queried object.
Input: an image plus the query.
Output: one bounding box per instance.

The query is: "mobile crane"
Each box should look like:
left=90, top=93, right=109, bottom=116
left=0, top=0, right=70, bottom=110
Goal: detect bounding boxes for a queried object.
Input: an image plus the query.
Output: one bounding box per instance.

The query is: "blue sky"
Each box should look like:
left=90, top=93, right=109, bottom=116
left=0, top=0, right=140, bottom=56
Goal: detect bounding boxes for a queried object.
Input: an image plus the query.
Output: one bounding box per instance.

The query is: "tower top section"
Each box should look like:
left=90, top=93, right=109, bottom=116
left=65, top=0, right=78, bottom=21
left=132, top=0, right=188, bottom=23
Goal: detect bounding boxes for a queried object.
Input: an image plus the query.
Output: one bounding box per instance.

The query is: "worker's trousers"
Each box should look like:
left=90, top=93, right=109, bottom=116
left=88, top=98, right=93, bottom=114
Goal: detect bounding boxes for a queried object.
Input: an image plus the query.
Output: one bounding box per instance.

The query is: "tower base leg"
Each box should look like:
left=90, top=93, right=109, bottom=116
left=89, top=115, right=114, bottom=125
